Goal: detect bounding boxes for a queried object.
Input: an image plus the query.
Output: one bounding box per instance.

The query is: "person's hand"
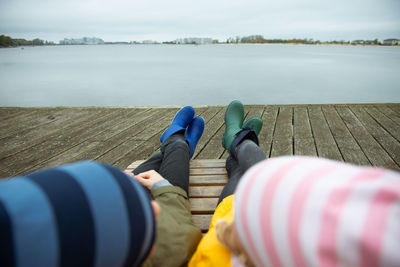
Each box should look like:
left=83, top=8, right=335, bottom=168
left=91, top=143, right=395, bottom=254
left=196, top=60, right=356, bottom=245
left=125, top=170, right=165, bottom=190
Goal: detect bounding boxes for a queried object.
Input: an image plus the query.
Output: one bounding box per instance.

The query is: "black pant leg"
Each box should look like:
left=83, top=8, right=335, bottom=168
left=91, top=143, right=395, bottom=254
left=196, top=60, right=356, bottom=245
left=217, top=156, right=244, bottom=204
left=132, top=152, right=163, bottom=175
left=217, top=139, right=266, bottom=205
left=236, top=139, right=266, bottom=173
left=158, top=134, right=190, bottom=194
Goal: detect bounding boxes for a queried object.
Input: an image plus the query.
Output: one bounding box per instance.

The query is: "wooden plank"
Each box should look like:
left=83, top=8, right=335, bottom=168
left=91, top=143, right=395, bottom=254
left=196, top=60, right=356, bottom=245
left=271, top=107, right=293, bottom=157
left=191, top=159, right=226, bottom=168
left=0, top=168, right=9, bottom=179
left=1, top=108, right=112, bottom=161
left=0, top=109, right=126, bottom=176
left=89, top=108, right=152, bottom=142
left=93, top=109, right=171, bottom=164
left=376, top=106, right=400, bottom=125
left=30, top=109, right=164, bottom=170
left=336, top=107, right=398, bottom=170
left=126, top=160, right=228, bottom=185
left=259, top=106, right=279, bottom=157
left=111, top=109, right=180, bottom=168
left=308, top=106, right=343, bottom=161
left=364, top=106, right=400, bottom=142
left=293, top=106, right=317, bottom=156
left=349, top=106, right=400, bottom=169
left=189, top=175, right=228, bottom=185
left=0, top=108, right=77, bottom=139
left=127, top=159, right=226, bottom=170
left=0, top=108, right=101, bottom=159
left=195, top=108, right=226, bottom=159
left=0, top=109, right=42, bottom=129
left=189, top=186, right=224, bottom=197
left=388, top=104, right=400, bottom=116
left=190, top=198, right=219, bottom=214
left=0, top=107, right=36, bottom=120
left=98, top=139, right=144, bottom=167
left=192, top=107, right=223, bottom=159
left=190, top=167, right=227, bottom=175
left=192, top=214, right=213, bottom=232
left=191, top=168, right=225, bottom=175
left=322, top=106, right=370, bottom=166
left=1, top=104, right=399, bottom=180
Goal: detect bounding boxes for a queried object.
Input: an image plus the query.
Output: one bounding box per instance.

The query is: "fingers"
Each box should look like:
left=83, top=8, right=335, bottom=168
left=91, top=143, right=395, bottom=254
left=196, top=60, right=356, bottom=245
left=136, top=170, right=159, bottom=179
left=124, top=170, right=165, bottom=190
left=123, top=170, right=151, bottom=189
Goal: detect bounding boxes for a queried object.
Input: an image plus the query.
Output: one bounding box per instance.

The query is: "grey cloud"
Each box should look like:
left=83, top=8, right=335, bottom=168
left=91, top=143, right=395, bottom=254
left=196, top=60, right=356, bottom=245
left=1, top=0, right=399, bottom=42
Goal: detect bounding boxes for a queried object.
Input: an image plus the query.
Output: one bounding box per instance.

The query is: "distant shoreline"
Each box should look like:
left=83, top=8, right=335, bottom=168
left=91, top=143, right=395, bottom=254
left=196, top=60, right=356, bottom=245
left=1, top=34, right=400, bottom=48
left=2, top=43, right=400, bottom=49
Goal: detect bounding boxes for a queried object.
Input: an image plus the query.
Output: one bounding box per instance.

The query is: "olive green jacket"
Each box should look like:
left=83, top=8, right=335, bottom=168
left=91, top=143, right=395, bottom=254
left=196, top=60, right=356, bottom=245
left=142, top=186, right=202, bottom=267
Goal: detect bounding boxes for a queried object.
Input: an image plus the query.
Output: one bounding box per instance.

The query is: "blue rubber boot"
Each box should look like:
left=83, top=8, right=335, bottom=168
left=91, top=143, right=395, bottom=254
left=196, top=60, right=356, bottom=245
left=185, top=116, right=205, bottom=158
left=160, top=106, right=195, bottom=143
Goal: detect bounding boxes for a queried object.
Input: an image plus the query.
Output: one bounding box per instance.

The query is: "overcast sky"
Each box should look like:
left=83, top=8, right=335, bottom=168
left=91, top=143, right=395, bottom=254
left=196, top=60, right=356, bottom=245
left=1, top=0, right=399, bottom=42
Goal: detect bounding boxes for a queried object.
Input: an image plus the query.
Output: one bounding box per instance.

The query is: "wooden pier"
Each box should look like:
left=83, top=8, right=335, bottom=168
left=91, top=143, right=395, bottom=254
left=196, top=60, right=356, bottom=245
left=1, top=104, right=399, bottom=179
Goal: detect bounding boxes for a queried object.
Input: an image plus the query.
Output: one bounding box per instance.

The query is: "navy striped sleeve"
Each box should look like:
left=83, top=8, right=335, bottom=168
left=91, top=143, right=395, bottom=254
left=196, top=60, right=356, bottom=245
left=0, top=177, right=59, bottom=267
left=102, top=164, right=156, bottom=267
left=26, top=169, right=96, bottom=267
left=58, top=161, right=130, bottom=267
left=0, top=161, right=156, bottom=267
left=0, top=200, right=14, bottom=267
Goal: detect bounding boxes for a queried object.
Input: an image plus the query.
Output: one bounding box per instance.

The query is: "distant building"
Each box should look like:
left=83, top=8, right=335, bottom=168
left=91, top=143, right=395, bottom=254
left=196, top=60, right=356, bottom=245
left=142, top=40, right=155, bottom=44
left=383, top=39, right=400, bottom=45
left=59, top=37, right=104, bottom=45
left=351, top=40, right=365, bottom=45
left=364, top=40, right=375, bottom=45
left=175, top=37, right=214, bottom=44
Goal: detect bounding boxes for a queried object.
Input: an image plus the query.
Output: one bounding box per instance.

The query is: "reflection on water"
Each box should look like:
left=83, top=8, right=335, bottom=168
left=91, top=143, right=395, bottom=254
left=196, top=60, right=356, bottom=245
left=0, top=44, right=399, bottom=106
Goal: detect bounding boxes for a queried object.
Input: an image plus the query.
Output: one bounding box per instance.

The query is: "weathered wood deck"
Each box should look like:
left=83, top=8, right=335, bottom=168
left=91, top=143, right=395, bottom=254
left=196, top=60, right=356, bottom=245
left=1, top=104, right=400, bottom=180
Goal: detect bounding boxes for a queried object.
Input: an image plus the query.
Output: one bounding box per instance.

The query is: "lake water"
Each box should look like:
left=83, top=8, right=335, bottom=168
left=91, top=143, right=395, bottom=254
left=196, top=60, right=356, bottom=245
left=0, top=44, right=399, bottom=107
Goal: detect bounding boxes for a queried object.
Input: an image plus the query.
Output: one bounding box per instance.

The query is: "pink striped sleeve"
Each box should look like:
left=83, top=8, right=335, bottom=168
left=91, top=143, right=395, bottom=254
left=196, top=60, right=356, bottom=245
left=360, top=186, right=400, bottom=267
left=317, top=168, right=386, bottom=267
left=258, top=159, right=304, bottom=267
left=288, top=164, right=337, bottom=267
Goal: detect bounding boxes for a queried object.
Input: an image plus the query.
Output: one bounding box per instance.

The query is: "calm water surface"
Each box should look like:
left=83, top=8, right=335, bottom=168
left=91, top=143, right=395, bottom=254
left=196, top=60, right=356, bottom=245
left=0, top=44, right=399, bottom=106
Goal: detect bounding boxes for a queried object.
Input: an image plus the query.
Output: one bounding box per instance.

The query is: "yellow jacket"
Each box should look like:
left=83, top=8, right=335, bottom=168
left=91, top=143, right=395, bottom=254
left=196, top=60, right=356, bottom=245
left=189, top=195, right=234, bottom=267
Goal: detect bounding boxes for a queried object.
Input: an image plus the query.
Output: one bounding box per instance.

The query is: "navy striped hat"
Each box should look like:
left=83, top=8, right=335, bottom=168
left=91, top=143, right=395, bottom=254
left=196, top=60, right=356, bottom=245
left=0, top=161, right=156, bottom=267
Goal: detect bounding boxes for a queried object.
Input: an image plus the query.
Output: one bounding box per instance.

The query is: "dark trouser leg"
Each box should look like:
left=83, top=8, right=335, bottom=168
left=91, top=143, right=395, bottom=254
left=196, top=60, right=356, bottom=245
left=217, top=139, right=266, bottom=204
left=158, top=133, right=190, bottom=195
left=218, top=156, right=243, bottom=204
left=235, top=139, right=266, bottom=173
left=132, top=133, right=190, bottom=195
left=132, top=152, right=163, bottom=175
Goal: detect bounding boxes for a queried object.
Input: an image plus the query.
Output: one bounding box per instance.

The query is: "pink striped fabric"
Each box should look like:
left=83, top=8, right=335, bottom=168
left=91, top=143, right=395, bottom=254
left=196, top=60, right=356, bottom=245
left=234, top=156, right=400, bottom=267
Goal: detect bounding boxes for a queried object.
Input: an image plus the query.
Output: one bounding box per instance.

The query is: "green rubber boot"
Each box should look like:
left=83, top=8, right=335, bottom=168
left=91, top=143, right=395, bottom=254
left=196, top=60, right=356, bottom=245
left=242, top=116, right=263, bottom=136
left=222, top=100, right=244, bottom=152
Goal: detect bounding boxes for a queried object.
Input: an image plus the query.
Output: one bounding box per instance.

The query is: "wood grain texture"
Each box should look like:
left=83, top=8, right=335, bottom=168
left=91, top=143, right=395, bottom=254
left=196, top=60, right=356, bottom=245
left=336, top=107, right=398, bottom=170
left=293, top=107, right=317, bottom=156
left=322, top=106, right=370, bottom=166
left=308, top=106, right=343, bottom=161
left=1, top=104, right=399, bottom=178
left=271, top=107, right=293, bottom=157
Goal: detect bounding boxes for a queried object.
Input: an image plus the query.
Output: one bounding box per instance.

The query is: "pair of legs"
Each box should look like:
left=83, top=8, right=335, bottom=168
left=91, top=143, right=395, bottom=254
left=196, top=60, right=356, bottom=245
left=218, top=139, right=266, bottom=204
left=133, top=132, right=266, bottom=203
left=133, top=133, right=190, bottom=194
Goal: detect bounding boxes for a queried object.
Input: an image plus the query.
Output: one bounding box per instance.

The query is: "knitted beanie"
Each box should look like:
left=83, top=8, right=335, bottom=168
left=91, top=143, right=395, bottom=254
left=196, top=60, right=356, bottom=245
left=234, top=156, right=400, bottom=267
left=0, top=161, right=155, bottom=267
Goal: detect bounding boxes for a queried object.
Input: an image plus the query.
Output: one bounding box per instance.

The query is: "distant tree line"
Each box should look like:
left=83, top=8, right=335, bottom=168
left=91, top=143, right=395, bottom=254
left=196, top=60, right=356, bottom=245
left=226, top=35, right=383, bottom=45
left=0, top=34, right=55, bottom=48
